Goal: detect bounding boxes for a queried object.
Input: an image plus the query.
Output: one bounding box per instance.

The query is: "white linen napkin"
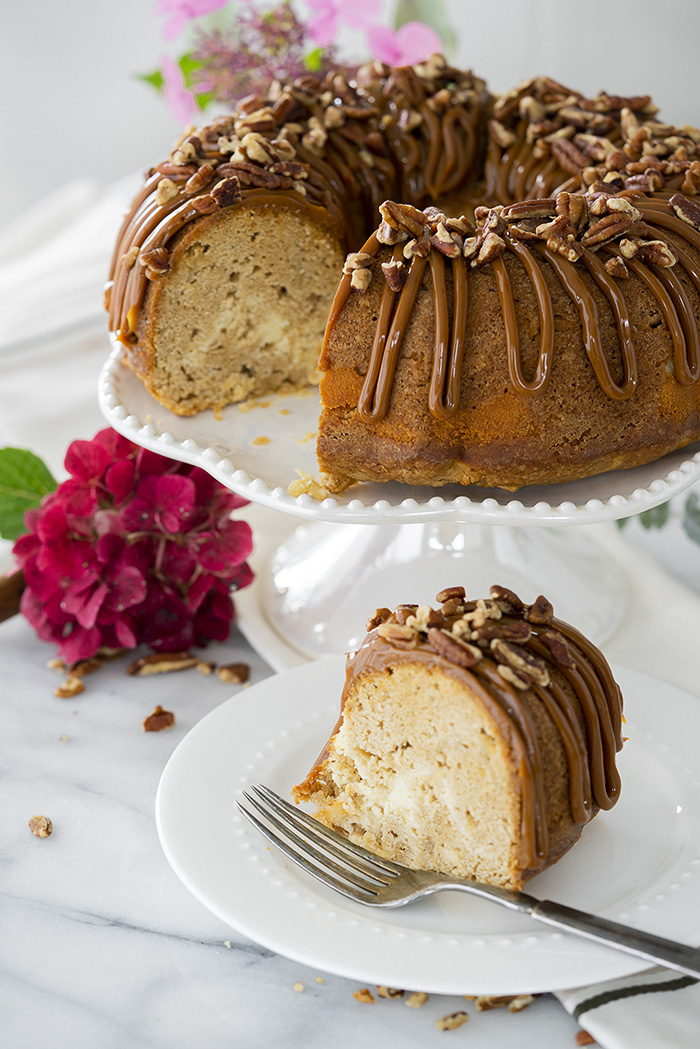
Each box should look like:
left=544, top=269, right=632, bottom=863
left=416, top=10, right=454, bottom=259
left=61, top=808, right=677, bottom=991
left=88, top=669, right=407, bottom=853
left=556, top=967, right=700, bottom=1047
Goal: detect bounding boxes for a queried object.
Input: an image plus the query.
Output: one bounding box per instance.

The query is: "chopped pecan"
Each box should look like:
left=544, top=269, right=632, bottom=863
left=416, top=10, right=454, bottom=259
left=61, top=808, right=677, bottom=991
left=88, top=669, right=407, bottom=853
left=218, top=160, right=292, bottom=190
left=605, top=255, right=629, bottom=278
left=29, top=815, right=53, bottom=838
left=381, top=259, right=407, bottom=291
left=211, top=177, right=242, bottom=208
left=376, top=986, right=404, bottom=999
left=155, top=178, right=179, bottom=205
left=669, top=192, right=700, bottom=230
left=635, top=239, right=677, bottom=267
left=428, top=627, right=483, bottom=668
left=139, top=247, right=170, bottom=275
left=377, top=221, right=410, bottom=245
left=143, top=705, right=176, bottom=732
left=490, top=585, right=526, bottom=615
left=547, top=234, right=584, bottom=262
left=191, top=194, right=219, bottom=215
left=489, top=119, right=517, bottom=148
left=343, top=252, right=374, bottom=273
left=379, top=200, right=426, bottom=238
left=472, top=619, right=532, bottom=644
left=156, top=161, right=197, bottom=179
left=435, top=1012, right=469, bottom=1031
left=353, top=988, right=375, bottom=1004
left=269, top=160, right=309, bottom=180
left=539, top=630, right=576, bottom=668
left=366, top=608, right=392, bottom=631
left=127, top=651, right=197, bottom=676
left=497, top=664, right=532, bottom=690
left=492, top=638, right=550, bottom=685
left=475, top=231, right=506, bottom=265
left=436, top=586, right=466, bottom=604
left=581, top=213, right=633, bottom=247
left=526, top=595, right=554, bottom=624
left=216, top=662, right=250, bottom=685
left=377, top=622, right=417, bottom=648
left=551, top=137, right=589, bottom=174
left=556, top=191, right=588, bottom=231
left=184, top=164, right=216, bottom=195
left=404, top=991, right=429, bottom=1008
left=394, top=604, right=418, bottom=625
left=350, top=268, right=372, bottom=292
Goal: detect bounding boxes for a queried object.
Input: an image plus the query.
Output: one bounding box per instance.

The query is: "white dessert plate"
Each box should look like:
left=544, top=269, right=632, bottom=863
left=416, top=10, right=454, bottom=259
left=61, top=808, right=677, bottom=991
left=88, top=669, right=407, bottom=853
left=100, top=342, right=700, bottom=526
left=155, top=658, right=700, bottom=995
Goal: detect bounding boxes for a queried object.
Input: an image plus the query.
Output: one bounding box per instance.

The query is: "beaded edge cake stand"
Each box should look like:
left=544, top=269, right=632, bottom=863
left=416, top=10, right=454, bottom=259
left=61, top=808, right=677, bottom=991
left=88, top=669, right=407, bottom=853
left=99, top=342, right=700, bottom=659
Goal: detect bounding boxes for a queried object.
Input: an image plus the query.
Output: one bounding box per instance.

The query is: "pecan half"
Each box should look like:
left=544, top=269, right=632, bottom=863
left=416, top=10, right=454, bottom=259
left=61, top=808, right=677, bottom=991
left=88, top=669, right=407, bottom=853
left=539, top=630, right=576, bottom=668
left=492, top=639, right=550, bottom=685
left=489, top=585, right=526, bottom=615
left=427, top=627, right=483, bottom=667
left=581, top=213, right=633, bottom=247
left=366, top=608, right=392, bottom=631
left=377, top=622, right=418, bottom=648
left=127, top=651, right=198, bottom=676
left=670, top=192, right=700, bottom=230
left=378, top=200, right=426, bottom=238
left=635, top=239, right=677, bottom=267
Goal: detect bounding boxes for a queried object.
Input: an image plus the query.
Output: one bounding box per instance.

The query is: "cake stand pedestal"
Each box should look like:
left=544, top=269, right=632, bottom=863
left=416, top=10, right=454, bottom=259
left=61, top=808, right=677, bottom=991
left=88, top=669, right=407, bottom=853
left=262, top=519, right=628, bottom=659
left=98, top=344, right=700, bottom=664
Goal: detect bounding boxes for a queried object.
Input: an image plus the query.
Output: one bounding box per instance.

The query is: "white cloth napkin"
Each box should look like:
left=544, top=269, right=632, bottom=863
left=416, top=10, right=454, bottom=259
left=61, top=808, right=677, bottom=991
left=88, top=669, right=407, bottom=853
left=1, top=176, right=699, bottom=1049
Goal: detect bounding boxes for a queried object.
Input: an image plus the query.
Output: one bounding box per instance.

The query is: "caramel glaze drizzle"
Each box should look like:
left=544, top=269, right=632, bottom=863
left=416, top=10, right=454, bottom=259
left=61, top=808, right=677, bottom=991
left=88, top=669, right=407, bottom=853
left=333, top=195, right=700, bottom=421
left=344, top=612, right=622, bottom=874
left=109, top=84, right=482, bottom=342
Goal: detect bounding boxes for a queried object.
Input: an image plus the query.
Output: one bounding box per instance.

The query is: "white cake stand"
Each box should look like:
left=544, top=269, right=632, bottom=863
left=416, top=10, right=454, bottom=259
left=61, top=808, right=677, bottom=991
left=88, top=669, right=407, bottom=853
left=99, top=341, right=700, bottom=661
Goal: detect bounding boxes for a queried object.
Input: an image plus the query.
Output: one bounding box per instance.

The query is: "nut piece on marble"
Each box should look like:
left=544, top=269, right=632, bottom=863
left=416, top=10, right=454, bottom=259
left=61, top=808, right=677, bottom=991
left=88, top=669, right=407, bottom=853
left=353, top=988, right=375, bottom=1003
left=216, top=662, right=250, bottom=685
left=29, top=815, right=53, bottom=838
left=142, top=705, right=176, bottom=732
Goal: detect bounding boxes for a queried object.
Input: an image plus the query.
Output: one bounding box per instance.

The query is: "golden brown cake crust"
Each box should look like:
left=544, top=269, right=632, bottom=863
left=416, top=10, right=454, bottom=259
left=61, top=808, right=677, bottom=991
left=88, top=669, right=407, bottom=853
left=294, top=585, right=623, bottom=890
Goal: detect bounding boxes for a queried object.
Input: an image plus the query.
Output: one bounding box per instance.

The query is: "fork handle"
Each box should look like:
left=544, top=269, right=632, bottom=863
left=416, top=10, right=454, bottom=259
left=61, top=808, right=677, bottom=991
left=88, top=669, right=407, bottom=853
left=527, top=898, right=700, bottom=980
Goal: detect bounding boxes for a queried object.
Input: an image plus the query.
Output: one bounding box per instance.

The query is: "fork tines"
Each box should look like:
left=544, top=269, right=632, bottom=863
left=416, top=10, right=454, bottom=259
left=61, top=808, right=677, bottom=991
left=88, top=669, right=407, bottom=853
left=237, top=783, right=401, bottom=902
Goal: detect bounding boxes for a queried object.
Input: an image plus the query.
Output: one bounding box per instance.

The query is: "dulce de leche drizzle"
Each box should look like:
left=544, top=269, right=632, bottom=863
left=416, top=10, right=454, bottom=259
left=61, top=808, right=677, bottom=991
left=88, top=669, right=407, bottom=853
left=332, top=195, right=700, bottom=421
left=338, top=590, right=623, bottom=875
left=108, top=62, right=484, bottom=345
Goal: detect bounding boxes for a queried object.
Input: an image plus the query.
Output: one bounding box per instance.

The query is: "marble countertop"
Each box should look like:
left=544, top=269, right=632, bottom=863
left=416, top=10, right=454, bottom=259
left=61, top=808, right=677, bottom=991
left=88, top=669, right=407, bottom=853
left=3, top=179, right=700, bottom=1049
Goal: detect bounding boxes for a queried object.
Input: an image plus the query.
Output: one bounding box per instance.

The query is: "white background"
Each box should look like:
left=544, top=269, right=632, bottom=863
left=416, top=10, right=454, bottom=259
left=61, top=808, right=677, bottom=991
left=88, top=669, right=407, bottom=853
left=3, top=0, right=700, bottom=227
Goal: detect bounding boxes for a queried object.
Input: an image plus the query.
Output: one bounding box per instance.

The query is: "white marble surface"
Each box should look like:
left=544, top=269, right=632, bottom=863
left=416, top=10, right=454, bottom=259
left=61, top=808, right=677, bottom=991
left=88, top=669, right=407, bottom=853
left=3, top=176, right=700, bottom=1049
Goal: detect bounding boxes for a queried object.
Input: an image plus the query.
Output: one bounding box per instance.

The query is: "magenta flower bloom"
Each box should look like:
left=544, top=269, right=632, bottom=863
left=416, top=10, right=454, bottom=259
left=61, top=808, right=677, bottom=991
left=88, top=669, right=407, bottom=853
left=13, top=429, right=253, bottom=664
left=367, top=21, right=443, bottom=66
left=161, top=53, right=199, bottom=125
left=306, top=0, right=381, bottom=47
left=155, top=0, right=229, bottom=42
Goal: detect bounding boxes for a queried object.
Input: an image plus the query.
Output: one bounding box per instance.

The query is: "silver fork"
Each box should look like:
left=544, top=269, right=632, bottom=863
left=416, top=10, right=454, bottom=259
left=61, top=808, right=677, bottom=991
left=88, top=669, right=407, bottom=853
left=238, top=784, right=700, bottom=980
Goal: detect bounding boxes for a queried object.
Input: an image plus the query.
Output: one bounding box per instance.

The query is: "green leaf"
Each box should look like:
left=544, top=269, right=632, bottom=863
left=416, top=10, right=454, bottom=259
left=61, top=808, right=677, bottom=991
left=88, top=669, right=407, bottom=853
left=304, top=47, right=324, bottom=73
left=636, top=501, right=671, bottom=531
left=0, top=448, right=58, bottom=541
left=137, top=68, right=165, bottom=93
left=682, top=492, right=700, bottom=546
left=394, top=0, right=457, bottom=59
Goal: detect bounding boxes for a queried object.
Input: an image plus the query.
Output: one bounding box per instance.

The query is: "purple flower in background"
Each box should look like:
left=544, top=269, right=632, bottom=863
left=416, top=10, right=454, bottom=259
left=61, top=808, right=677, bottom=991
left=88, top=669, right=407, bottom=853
left=367, top=21, right=443, bottom=66
left=305, top=0, right=381, bottom=47
left=155, top=0, right=229, bottom=42
left=161, top=53, right=199, bottom=124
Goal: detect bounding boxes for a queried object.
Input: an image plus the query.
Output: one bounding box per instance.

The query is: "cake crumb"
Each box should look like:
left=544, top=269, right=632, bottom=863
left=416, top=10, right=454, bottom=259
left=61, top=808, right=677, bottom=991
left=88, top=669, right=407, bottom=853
left=353, top=988, right=375, bottom=1003
left=435, top=1011, right=469, bottom=1031
left=297, top=431, right=317, bottom=444
left=315, top=977, right=324, bottom=984
left=224, top=940, right=232, bottom=949
left=293, top=981, right=305, bottom=993
left=143, top=705, right=176, bottom=732
left=239, top=399, right=272, bottom=413
left=59, top=735, right=68, bottom=743
left=405, top=992, right=429, bottom=1008
left=278, top=408, right=291, bottom=415
left=252, top=435, right=270, bottom=445
left=287, top=470, right=333, bottom=500
left=29, top=815, right=53, bottom=838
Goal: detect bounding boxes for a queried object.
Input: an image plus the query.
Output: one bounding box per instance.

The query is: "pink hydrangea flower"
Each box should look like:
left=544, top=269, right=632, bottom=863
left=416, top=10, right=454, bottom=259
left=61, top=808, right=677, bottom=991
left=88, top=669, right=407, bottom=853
left=155, top=0, right=229, bottom=42
left=367, top=21, right=443, bottom=66
left=13, top=429, right=253, bottom=664
left=161, top=53, right=199, bottom=125
left=305, top=0, right=382, bottom=48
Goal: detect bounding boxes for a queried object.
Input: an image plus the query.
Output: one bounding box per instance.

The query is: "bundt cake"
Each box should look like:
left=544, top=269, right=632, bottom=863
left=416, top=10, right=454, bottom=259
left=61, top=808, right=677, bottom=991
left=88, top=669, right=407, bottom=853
left=106, top=59, right=700, bottom=489
left=293, top=585, right=624, bottom=891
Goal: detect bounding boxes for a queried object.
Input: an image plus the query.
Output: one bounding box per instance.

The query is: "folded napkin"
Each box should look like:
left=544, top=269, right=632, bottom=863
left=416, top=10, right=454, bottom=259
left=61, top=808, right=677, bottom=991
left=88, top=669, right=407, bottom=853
left=0, top=173, right=140, bottom=355
left=557, top=966, right=699, bottom=1047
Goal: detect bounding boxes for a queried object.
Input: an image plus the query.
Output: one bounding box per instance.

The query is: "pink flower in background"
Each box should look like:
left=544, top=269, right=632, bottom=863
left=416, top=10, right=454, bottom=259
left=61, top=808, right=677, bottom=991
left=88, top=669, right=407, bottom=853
left=155, top=0, right=229, bottom=42
left=367, top=21, right=443, bottom=66
left=306, top=0, right=381, bottom=48
left=161, top=53, right=199, bottom=124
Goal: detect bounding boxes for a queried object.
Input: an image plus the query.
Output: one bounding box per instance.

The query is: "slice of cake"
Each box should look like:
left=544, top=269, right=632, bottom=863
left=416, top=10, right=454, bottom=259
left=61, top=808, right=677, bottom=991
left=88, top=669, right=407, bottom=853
left=293, top=585, right=623, bottom=890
